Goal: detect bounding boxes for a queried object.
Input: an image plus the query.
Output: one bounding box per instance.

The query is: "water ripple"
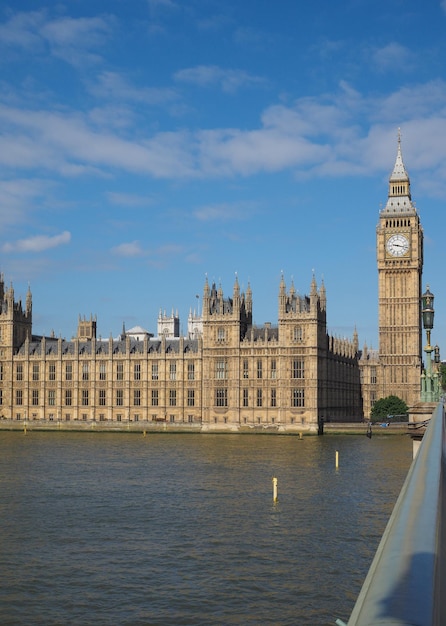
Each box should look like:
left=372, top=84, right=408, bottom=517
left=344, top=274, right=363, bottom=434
left=0, top=432, right=411, bottom=625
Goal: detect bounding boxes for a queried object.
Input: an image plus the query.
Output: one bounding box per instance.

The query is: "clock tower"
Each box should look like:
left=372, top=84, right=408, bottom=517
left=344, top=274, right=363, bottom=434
left=376, top=131, right=423, bottom=406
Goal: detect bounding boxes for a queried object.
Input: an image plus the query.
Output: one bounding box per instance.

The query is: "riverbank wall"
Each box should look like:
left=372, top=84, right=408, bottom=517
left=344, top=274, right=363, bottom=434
left=0, top=419, right=408, bottom=435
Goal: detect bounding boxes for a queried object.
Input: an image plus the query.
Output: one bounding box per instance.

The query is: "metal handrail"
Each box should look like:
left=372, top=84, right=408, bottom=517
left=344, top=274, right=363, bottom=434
left=337, top=401, right=445, bottom=625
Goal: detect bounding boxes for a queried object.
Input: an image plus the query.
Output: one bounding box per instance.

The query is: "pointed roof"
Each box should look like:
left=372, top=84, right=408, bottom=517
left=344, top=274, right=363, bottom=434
left=127, top=325, right=150, bottom=335
left=233, top=273, right=240, bottom=295
left=279, top=272, right=286, bottom=294
left=389, top=129, right=409, bottom=182
left=382, top=129, right=416, bottom=216
left=310, top=272, right=317, bottom=296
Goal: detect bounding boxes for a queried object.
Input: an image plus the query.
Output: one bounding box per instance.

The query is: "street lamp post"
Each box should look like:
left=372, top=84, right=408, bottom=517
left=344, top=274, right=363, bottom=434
left=421, top=286, right=440, bottom=402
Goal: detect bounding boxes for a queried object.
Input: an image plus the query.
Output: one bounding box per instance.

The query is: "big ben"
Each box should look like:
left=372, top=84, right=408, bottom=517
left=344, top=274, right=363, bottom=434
left=376, top=130, right=423, bottom=406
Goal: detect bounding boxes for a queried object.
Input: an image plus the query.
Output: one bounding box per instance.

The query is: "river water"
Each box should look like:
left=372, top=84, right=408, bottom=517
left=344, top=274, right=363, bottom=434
left=0, top=432, right=412, bottom=625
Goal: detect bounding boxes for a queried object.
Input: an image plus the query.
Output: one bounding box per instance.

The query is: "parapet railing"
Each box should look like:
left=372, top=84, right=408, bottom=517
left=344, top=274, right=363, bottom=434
left=336, top=400, right=446, bottom=626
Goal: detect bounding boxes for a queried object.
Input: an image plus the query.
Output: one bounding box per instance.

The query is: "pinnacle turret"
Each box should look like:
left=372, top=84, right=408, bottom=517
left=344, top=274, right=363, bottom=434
left=26, top=283, right=32, bottom=315
left=310, top=273, right=317, bottom=297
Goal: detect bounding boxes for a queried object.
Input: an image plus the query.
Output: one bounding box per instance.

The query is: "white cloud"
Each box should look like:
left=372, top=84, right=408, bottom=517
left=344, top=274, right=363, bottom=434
left=1, top=81, right=446, bottom=193
left=107, top=192, right=155, bottom=207
left=41, top=16, right=110, bottom=48
left=91, top=71, right=178, bottom=105
left=0, top=178, right=52, bottom=227
left=112, top=241, right=145, bottom=257
left=42, top=15, right=113, bottom=66
left=174, top=65, right=265, bottom=93
left=193, top=202, right=255, bottom=222
left=0, top=10, right=45, bottom=50
left=111, top=240, right=190, bottom=267
left=2, top=231, right=71, bottom=253
left=195, top=127, right=328, bottom=177
left=0, top=10, right=112, bottom=66
left=372, top=43, right=414, bottom=73
left=0, top=105, right=196, bottom=178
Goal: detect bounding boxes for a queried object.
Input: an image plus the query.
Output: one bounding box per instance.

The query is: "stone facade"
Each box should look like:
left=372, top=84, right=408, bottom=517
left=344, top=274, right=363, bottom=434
left=0, top=273, right=362, bottom=433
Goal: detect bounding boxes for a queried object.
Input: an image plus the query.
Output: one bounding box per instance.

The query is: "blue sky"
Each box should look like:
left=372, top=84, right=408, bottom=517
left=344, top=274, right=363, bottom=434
left=1, top=0, right=446, bottom=353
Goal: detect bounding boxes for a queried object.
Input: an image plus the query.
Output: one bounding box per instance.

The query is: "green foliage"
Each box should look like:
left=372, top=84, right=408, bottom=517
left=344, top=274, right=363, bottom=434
left=370, top=395, right=408, bottom=421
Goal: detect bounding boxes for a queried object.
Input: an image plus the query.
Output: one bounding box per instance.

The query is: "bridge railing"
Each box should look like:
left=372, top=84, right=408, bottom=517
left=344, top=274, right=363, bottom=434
left=337, top=400, right=446, bottom=626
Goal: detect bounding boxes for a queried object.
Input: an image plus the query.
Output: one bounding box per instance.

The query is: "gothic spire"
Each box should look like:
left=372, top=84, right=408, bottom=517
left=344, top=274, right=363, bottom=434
left=245, top=281, right=252, bottom=313
left=389, top=128, right=409, bottom=183
left=279, top=272, right=286, bottom=295
left=233, top=273, right=240, bottom=297
left=382, top=129, right=416, bottom=215
left=319, top=278, right=326, bottom=311
left=310, top=272, right=317, bottom=296
left=26, top=283, right=32, bottom=315
left=203, top=274, right=210, bottom=297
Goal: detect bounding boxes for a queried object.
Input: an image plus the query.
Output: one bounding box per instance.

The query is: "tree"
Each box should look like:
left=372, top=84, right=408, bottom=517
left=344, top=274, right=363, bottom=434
left=370, top=395, right=408, bottom=422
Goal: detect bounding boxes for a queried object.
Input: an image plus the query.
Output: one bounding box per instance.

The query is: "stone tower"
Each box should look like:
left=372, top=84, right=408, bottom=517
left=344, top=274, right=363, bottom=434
left=157, top=309, right=180, bottom=338
left=376, top=130, right=423, bottom=406
left=200, top=275, right=252, bottom=427
left=0, top=275, right=32, bottom=356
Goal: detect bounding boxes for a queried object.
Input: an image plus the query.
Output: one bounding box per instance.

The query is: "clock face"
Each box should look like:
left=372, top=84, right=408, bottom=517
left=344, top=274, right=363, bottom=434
left=386, top=234, right=409, bottom=257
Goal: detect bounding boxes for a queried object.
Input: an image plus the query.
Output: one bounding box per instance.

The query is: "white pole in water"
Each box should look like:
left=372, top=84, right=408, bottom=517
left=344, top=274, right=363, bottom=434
left=272, top=477, right=278, bottom=502
left=335, top=450, right=339, bottom=469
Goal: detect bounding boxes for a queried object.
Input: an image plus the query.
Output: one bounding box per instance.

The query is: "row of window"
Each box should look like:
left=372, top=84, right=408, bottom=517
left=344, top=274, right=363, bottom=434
left=391, top=186, right=406, bottom=196
left=12, top=361, right=196, bottom=382
left=10, top=388, right=196, bottom=408
left=6, top=387, right=305, bottom=408
left=360, top=367, right=377, bottom=386
left=9, top=359, right=305, bottom=382
left=216, top=388, right=305, bottom=408
left=222, top=359, right=305, bottom=380
left=384, top=218, right=411, bottom=228
left=215, top=326, right=304, bottom=342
